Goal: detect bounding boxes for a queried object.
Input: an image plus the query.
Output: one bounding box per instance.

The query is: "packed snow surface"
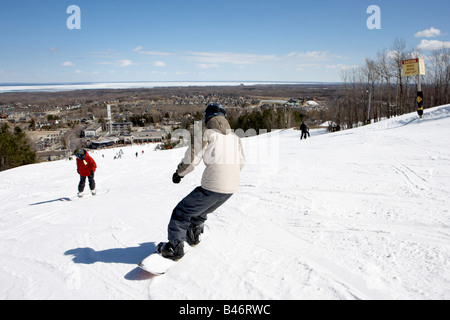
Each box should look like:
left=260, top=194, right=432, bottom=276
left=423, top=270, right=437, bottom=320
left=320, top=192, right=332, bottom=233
left=1, top=105, right=450, bottom=300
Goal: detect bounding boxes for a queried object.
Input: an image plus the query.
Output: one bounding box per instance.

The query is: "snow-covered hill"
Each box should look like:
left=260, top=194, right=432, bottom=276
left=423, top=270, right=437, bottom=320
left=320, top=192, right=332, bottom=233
left=1, top=105, right=450, bottom=300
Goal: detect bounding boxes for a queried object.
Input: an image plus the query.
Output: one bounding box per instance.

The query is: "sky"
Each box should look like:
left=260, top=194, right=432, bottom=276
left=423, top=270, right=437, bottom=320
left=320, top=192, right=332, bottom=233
left=1, top=0, right=450, bottom=84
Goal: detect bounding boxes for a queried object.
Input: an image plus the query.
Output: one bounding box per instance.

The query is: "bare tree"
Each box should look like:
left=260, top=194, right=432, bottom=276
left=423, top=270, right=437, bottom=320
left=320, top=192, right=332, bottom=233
left=361, top=58, right=380, bottom=122
left=390, top=39, right=407, bottom=115
left=428, top=46, right=450, bottom=106
left=377, top=49, right=394, bottom=118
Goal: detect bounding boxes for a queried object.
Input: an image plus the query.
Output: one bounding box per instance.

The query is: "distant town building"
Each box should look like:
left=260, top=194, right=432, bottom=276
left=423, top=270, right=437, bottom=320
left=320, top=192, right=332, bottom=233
left=133, top=130, right=165, bottom=143
left=90, top=138, right=118, bottom=149
left=83, top=123, right=102, bottom=138
left=107, top=122, right=132, bottom=135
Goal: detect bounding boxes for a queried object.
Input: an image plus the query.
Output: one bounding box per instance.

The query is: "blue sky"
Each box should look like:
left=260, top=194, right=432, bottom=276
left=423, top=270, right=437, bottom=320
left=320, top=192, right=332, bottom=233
left=1, top=0, right=449, bottom=83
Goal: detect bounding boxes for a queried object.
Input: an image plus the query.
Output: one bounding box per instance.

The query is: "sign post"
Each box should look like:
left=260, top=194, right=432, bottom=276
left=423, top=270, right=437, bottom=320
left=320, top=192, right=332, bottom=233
left=402, top=58, right=426, bottom=118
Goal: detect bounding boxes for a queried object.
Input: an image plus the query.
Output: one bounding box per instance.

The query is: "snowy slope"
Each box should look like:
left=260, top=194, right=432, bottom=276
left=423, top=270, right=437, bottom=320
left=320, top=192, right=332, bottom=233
left=1, top=105, right=450, bottom=300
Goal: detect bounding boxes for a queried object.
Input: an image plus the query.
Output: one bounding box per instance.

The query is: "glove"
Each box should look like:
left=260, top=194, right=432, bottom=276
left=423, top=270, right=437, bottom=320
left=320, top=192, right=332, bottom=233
left=172, top=172, right=183, bottom=184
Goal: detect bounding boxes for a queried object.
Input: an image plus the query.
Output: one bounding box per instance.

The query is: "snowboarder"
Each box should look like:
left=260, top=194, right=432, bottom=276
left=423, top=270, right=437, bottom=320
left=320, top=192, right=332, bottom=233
left=300, top=122, right=310, bottom=140
left=157, top=103, right=246, bottom=261
left=74, top=148, right=97, bottom=197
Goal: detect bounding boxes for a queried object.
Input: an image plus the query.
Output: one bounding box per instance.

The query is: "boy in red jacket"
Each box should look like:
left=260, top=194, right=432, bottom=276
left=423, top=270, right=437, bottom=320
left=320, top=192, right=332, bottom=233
left=74, top=148, right=97, bottom=197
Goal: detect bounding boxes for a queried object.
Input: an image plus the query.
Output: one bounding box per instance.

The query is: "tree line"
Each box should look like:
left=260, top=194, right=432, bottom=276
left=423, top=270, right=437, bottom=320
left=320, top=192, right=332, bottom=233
left=330, top=38, right=449, bottom=129
left=0, top=123, right=36, bottom=172
left=229, top=108, right=304, bottom=132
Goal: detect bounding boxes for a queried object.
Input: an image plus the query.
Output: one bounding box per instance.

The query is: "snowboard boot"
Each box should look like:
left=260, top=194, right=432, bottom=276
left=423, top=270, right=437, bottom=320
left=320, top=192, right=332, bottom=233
left=187, top=224, right=204, bottom=247
left=157, top=241, right=184, bottom=261
left=77, top=192, right=84, bottom=198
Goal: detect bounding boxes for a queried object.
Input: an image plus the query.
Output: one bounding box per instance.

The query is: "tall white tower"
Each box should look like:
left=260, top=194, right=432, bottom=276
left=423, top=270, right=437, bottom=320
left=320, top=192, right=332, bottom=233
left=107, top=105, right=112, bottom=135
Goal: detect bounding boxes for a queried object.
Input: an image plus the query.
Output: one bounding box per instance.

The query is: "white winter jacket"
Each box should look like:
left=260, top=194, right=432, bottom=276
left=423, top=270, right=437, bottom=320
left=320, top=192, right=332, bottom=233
left=177, top=116, right=245, bottom=194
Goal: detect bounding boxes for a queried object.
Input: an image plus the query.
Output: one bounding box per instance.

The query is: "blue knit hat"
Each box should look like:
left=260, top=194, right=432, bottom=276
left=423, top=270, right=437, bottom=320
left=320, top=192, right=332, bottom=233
left=204, top=103, right=226, bottom=120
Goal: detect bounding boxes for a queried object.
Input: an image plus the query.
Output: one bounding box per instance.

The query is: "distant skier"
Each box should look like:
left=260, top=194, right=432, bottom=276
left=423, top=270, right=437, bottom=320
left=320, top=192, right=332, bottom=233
left=300, top=122, right=310, bottom=140
left=74, top=148, right=97, bottom=198
left=157, top=103, right=246, bottom=261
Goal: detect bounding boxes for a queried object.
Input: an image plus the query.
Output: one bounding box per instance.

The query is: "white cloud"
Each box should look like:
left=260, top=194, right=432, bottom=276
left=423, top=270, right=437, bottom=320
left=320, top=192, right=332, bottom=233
left=296, top=63, right=357, bottom=72
left=134, top=46, right=172, bottom=56
left=415, top=27, right=442, bottom=38
left=118, top=60, right=134, bottom=67
left=151, top=71, right=168, bottom=75
left=296, top=63, right=321, bottom=68
left=325, top=64, right=359, bottom=70
left=75, top=70, right=99, bottom=75
left=287, top=51, right=329, bottom=61
left=196, top=63, right=219, bottom=69
left=386, top=50, right=400, bottom=60
left=97, top=60, right=136, bottom=67
left=154, top=61, right=166, bottom=67
left=61, top=61, right=75, bottom=67
left=186, top=51, right=344, bottom=68
left=417, top=39, right=450, bottom=51
left=287, top=51, right=342, bottom=61
left=187, top=52, right=278, bottom=65
left=90, top=49, right=118, bottom=58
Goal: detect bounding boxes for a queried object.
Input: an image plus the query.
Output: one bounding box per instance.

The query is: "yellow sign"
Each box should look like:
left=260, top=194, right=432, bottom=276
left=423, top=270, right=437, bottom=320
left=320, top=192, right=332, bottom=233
left=417, top=96, right=423, bottom=103
left=402, top=58, right=426, bottom=77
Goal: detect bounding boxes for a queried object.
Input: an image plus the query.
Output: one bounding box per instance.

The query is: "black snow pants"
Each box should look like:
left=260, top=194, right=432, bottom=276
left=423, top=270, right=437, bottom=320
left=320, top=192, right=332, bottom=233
left=168, top=187, right=233, bottom=246
left=78, top=172, right=96, bottom=192
left=301, top=130, right=310, bottom=140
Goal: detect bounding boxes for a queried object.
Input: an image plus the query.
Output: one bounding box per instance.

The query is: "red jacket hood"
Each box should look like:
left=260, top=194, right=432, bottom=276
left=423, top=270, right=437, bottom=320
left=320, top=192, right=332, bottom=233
left=76, top=151, right=97, bottom=177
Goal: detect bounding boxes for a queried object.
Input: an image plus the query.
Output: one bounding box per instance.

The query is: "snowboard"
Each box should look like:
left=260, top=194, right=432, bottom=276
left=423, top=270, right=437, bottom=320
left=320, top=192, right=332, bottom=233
left=138, top=225, right=209, bottom=275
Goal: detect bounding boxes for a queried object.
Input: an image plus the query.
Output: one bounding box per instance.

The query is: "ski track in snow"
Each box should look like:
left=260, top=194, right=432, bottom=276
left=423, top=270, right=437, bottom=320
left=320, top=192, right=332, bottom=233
left=1, top=105, right=450, bottom=299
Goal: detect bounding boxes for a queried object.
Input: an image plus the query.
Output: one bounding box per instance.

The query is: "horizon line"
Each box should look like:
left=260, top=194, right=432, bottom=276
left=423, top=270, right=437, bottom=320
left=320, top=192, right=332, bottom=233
left=0, top=80, right=343, bottom=94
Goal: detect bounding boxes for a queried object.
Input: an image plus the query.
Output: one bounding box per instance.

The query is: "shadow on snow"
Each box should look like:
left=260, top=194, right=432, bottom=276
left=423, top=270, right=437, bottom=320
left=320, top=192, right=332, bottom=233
left=64, top=242, right=158, bottom=281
